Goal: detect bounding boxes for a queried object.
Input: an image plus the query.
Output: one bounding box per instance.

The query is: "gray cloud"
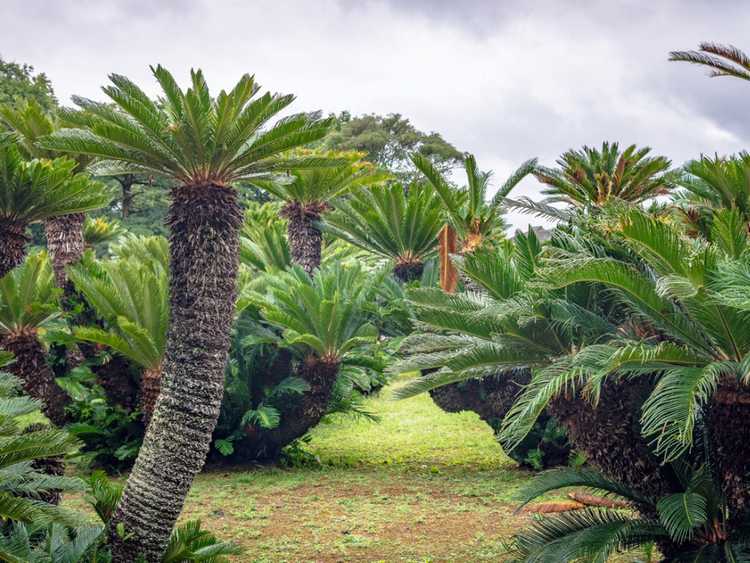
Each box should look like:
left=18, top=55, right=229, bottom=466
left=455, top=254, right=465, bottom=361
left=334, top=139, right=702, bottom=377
left=2, top=0, right=748, bottom=228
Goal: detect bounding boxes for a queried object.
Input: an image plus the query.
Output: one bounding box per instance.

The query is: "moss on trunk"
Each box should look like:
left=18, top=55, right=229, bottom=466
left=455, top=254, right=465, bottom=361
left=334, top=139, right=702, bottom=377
left=108, top=183, right=242, bottom=562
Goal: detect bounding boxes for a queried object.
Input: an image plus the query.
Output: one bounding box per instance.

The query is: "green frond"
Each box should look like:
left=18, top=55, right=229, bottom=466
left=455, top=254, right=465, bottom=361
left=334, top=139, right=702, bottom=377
left=0, top=251, right=59, bottom=334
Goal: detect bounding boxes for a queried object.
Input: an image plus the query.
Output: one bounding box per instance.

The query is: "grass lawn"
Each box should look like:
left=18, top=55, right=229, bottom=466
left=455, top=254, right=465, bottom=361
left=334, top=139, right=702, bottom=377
left=65, top=377, right=650, bottom=562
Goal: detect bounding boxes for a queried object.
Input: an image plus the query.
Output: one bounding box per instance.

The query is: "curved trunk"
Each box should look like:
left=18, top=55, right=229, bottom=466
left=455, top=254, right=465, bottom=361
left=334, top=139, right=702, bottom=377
left=0, top=221, right=29, bottom=278
left=282, top=202, right=323, bottom=275
left=139, top=367, right=161, bottom=425
left=44, top=212, right=85, bottom=290
left=233, top=355, right=340, bottom=461
left=1, top=331, right=68, bottom=426
left=108, top=184, right=242, bottom=562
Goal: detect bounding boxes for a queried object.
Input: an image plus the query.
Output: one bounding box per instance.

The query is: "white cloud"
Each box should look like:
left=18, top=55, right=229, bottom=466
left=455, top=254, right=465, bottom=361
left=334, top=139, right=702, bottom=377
left=2, top=0, right=748, bottom=228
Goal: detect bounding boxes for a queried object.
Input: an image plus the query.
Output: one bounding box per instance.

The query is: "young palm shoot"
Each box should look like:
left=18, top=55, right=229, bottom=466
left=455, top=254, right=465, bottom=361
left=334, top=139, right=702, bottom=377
left=0, top=140, right=109, bottom=278
left=0, top=252, right=69, bottom=425
left=258, top=151, right=387, bottom=274
left=323, top=183, right=442, bottom=282
left=42, top=66, right=334, bottom=560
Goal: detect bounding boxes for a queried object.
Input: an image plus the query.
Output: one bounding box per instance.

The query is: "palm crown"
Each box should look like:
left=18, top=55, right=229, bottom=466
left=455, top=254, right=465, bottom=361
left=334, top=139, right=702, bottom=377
left=670, top=42, right=750, bottom=82
left=323, top=183, right=442, bottom=281
left=412, top=152, right=537, bottom=251
left=41, top=66, right=335, bottom=186
left=0, top=251, right=59, bottom=336
left=510, top=143, right=673, bottom=220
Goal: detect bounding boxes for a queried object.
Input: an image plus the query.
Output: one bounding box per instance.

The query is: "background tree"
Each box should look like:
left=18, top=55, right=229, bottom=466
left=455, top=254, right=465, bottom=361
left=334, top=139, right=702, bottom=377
left=0, top=57, right=56, bottom=110
left=43, top=66, right=334, bottom=560
left=319, top=112, right=463, bottom=183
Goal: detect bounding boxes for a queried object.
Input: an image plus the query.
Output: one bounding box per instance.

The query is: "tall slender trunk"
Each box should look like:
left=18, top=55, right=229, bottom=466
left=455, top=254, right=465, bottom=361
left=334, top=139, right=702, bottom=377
left=117, top=174, right=136, bottom=219
left=108, top=183, right=242, bottom=562
left=1, top=331, right=68, bottom=426
left=282, top=202, right=323, bottom=275
left=44, top=212, right=85, bottom=289
left=0, top=221, right=28, bottom=278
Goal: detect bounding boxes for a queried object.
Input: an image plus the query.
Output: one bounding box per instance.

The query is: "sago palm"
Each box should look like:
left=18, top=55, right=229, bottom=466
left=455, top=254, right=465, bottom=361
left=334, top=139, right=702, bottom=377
left=41, top=66, right=334, bottom=560
left=0, top=139, right=109, bottom=278
left=257, top=150, right=387, bottom=274
left=507, top=142, right=674, bottom=220
left=234, top=263, right=378, bottom=454
left=0, top=99, right=100, bottom=288
left=323, top=183, right=442, bottom=282
left=412, top=152, right=537, bottom=252
left=239, top=203, right=292, bottom=273
left=502, top=209, right=750, bottom=523
left=69, top=236, right=168, bottom=423
left=0, top=252, right=69, bottom=425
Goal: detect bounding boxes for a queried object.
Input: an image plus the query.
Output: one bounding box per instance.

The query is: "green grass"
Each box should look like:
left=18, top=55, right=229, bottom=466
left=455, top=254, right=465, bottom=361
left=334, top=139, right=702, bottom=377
left=64, top=376, right=650, bottom=562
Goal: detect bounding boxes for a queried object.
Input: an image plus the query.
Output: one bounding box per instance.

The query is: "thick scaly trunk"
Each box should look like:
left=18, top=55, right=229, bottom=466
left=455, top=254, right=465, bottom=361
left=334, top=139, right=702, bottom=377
left=708, top=380, right=750, bottom=525
left=0, top=221, right=28, bottom=278
left=281, top=202, right=324, bottom=275
left=1, top=331, right=68, bottom=426
left=393, top=260, right=423, bottom=283
left=44, top=213, right=85, bottom=289
left=139, top=367, right=161, bottom=424
left=108, top=184, right=242, bottom=562
left=548, top=378, right=680, bottom=502
left=233, top=355, right=340, bottom=461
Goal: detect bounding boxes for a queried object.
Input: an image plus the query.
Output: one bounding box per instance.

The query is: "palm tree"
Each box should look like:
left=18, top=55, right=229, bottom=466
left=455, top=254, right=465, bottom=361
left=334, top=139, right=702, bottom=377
left=69, top=236, right=168, bottom=423
left=0, top=252, right=70, bottom=425
left=41, top=66, right=334, bottom=560
left=670, top=42, right=750, bottom=82
left=258, top=151, right=387, bottom=274
left=506, top=142, right=674, bottom=221
left=411, top=152, right=537, bottom=253
left=323, top=183, right=443, bottom=282
left=0, top=99, right=98, bottom=288
left=228, top=263, right=378, bottom=459
left=0, top=139, right=109, bottom=278
left=83, top=216, right=124, bottom=249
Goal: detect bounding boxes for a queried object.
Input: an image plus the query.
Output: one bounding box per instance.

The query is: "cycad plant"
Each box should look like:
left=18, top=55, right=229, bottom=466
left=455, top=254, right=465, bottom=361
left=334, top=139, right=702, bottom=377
left=323, top=183, right=443, bottom=282
left=0, top=354, right=85, bottom=535
left=258, top=151, right=387, bottom=274
left=0, top=252, right=69, bottom=425
left=83, top=216, right=124, bottom=250
left=507, top=142, right=673, bottom=220
left=0, top=99, right=102, bottom=288
left=0, top=139, right=109, bottom=278
left=228, top=263, right=379, bottom=458
left=69, top=236, right=168, bottom=423
left=41, top=66, right=334, bottom=559
left=239, top=203, right=292, bottom=273
left=412, top=152, right=537, bottom=252
left=501, top=209, right=750, bottom=522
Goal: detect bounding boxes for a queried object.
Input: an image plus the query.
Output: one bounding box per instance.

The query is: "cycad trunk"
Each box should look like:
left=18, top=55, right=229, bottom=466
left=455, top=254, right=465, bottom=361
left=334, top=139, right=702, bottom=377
left=393, top=260, right=423, bottom=283
left=282, top=202, right=325, bottom=275
left=1, top=331, right=68, bottom=426
left=0, top=221, right=28, bottom=278
left=44, top=213, right=85, bottom=289
left=108, top=184, right=242, bottom=562
left=139, top=367, right=161, bottom=424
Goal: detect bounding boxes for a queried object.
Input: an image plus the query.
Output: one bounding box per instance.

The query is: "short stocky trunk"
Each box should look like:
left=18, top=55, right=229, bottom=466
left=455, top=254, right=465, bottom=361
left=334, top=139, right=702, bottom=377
left=139, top=368, right=161, bottom=424
left=393, top=260, right=423, bottom=283
left=281, top=201, right=325, bottom=275
left=44, top=213, right=86, bottom=289
left=108, top=184, right=242, bottom=562
left=1, top=331, right=68, bottom=426
left=0, top=221, right=29, bottom=278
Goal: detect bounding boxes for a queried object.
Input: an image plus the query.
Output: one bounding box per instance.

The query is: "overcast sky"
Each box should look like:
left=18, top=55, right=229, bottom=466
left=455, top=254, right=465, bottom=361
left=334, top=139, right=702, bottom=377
left=3, top=0, right=750, bottom=228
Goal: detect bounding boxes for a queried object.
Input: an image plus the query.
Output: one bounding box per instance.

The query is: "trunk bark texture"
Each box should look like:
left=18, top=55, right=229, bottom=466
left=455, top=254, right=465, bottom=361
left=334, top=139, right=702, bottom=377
left=393, top=261, right=423, bottom=283
left=281, top=202, right=324, bottom=275
left=23, top=423, right=65, bottom=505
left=107, top=184, right=242, bottom=562
left=548, top=378, right=680, bottom=502
left=44, top=212, right=85, bottom=289
left=0, top=221, right=28, bottom=278
left=139, top=367, right=161, bottom=424
left=1, top=331, right=68, bottom=426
